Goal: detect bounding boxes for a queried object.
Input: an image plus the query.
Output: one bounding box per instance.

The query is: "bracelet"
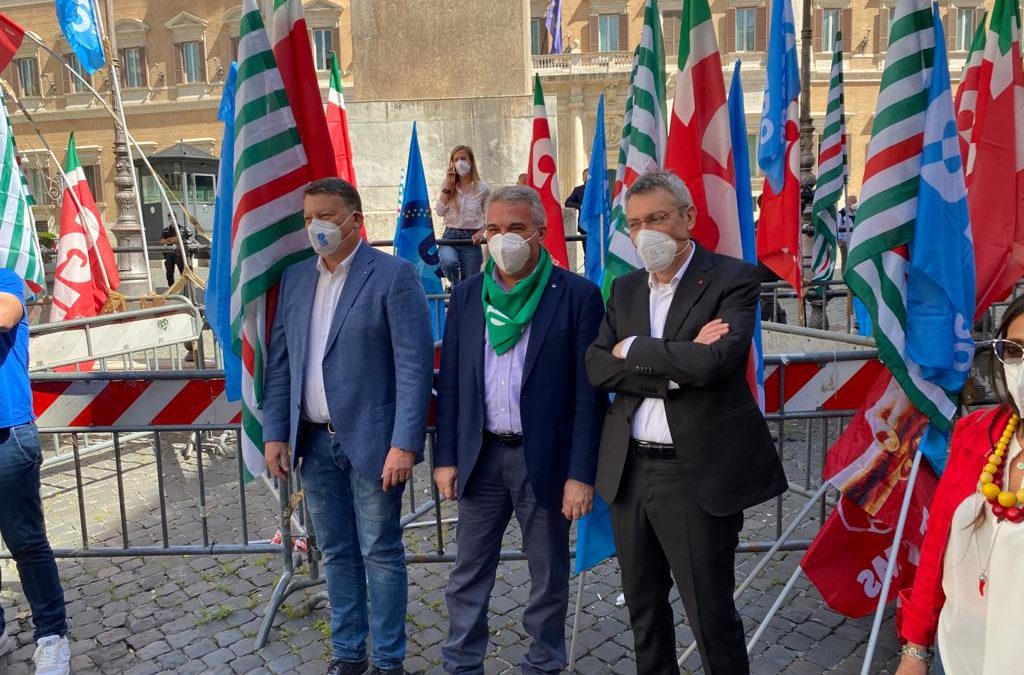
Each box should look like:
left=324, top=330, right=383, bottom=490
left=899, top=645, right=931, bottom=663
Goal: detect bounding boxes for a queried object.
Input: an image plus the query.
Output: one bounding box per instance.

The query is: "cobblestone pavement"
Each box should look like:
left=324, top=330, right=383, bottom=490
left=0, top=421, right=907, bottom=674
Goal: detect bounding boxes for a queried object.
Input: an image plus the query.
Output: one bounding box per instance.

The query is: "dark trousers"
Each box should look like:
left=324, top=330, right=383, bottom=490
left=163, top=254, right=194, bottom=287
left=609, top=455, right=747, bottom=675
left=0, top=424, right=67, bottom=640
left=442, top=439, right=571, bottom=674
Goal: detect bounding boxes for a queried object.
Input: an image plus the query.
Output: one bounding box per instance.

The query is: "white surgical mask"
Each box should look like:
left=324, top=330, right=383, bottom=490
left=307, top=213, right=357, bottom=256
left=488, top=232, right=536, bottom=276
left=1005, top=361, right=1024, bottom=413
left=455, top=159, right=472, bottom=177
left=634, top=230, right=687, bottom=273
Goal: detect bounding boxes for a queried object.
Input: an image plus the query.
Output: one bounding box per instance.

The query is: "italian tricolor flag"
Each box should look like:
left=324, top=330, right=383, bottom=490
left=327, top=52, right=356, bottom=186
left=527, top=75, right=569, bottom=268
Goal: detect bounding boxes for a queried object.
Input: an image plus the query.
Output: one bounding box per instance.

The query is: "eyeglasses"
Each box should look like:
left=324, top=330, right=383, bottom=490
left=627, top=210, right=678, bottom=231
left=993, top=339, right=1024, bottom=365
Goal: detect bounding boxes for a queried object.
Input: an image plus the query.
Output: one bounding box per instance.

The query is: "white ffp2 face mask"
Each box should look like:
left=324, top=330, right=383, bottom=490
left=455, top=159, right=472, bottom=177
left=634, top=230, right=686, bottom=273
left=1005, top=361, right=1024, bottom=413
left=488, top=232, right=536, bottom=276
left=307, top=213, right=357, bottom=256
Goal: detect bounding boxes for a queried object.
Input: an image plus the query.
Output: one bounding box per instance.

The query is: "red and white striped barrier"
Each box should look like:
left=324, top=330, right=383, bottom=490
left=32, top=377, right=240, bottom=429
left=763, top=359, right=885, bottom=414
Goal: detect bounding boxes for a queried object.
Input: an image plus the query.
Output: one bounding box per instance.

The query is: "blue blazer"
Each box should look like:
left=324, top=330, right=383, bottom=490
left=435, top=266, right=607, bottom=511
left=263, top=244, right=435, bottom=480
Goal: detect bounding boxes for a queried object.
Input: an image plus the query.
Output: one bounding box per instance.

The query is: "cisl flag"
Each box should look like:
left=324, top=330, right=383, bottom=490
left=527, top=75, right=569, bottom=268
left=50, top=133, right=119, bottom=322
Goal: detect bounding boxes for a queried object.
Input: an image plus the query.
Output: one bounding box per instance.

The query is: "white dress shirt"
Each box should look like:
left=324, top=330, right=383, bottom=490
left=302, top=243, right=360, bottom=423
left=627, top=243, right=695, bottom=444
left=483, top=323, right=531, bottom=434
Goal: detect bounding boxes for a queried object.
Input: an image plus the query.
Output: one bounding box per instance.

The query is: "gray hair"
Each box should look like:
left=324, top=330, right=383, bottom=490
left=625, top=170, right=694, bottom=210
left=485, top=185, right=547, bottom=228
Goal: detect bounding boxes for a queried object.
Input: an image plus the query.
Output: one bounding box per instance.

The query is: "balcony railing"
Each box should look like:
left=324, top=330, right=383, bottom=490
left=532, top=51, right=635, bottom=75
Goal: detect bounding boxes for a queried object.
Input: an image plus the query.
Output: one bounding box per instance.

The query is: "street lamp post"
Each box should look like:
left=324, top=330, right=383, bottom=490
left=800, top=0, right=825, bottom=328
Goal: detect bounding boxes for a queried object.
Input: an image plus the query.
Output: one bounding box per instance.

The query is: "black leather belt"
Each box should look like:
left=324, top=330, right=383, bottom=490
left=484, top=431, right=523, bottom=446
left=629, top=438, right=676, bottom=459
left=302, top=420, right=335, bottom=435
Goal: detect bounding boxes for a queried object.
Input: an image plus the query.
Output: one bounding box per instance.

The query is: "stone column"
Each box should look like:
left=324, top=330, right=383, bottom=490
left=570, top=87, right=587, bottom=183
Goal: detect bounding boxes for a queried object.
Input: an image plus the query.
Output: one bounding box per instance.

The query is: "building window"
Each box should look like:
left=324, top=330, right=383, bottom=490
left=312, top=28, right=334, bottom=71
left=120, top=47, right=146, bottom=88
left=15, top=58, right=39, bottom=97
left=735, top=8, right=757, bottom=53
left=662, top=10, right=682, bottom=58
left=747, top=133, right=762, bottom=178
left=230, top=36, right=240, bottom=62
left=822, top=8, right=841, bottom=53
left=82, top=164, right=103, bottom=202
left=177, top=41, right=206, bottom=84
left=597, top=13, right=620, bottom=52
left=531, top=17, right=545, bottom=55
left=64, top=53, right=90, bottom=94
left=26, top=167, right=48, bottom=204
left=955, top=8, right=976, bottom=52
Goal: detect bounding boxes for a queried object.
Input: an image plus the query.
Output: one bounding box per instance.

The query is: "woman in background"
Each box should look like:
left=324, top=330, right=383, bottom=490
left=435, top=145, right=489, bottom=285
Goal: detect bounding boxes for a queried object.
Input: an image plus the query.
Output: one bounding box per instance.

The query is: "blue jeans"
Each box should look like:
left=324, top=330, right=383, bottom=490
left=0, top=423, right=67, bottom=640
left=298, top=425, right=407, bottom=669
left=439, top=228, right=483, bottom=286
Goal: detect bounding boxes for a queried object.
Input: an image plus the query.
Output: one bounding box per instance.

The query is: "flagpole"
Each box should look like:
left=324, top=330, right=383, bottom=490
left=567, top=570, right=586, bottom=671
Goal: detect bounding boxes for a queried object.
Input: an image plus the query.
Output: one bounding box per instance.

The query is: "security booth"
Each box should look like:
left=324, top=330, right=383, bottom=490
left=134, top=141, right=218, bottom=248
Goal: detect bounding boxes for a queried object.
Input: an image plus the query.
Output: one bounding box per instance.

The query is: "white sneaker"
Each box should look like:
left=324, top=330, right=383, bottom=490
left=33, top=635, right=70, bottom=675
left=0, top=629, right=13, bottom=657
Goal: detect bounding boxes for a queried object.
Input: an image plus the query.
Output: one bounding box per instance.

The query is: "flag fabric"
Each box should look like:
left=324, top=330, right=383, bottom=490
left=953, top=10, right=988, bottom=172
left=0, top=13, right=25, bottom=73
left=55, top=0, right=105, bottom=74
left=50, top=132, right=119, bottom=322
left=810, top=31, right=847, bottom=284
left=906, top=5, right=976, bottom=472
left=0, top=90, right=43, bottom=297
left=967, top=0, right=1024, bottom=319
left=728, top=61, right=766, bottom=409
left=527, top=75, right=569, bottom=268
left=327, top=52, right=356, bottom=186
left=756, top=0, right=802, bottom=295
left=206, top=61, right=241, bottom=401
left=270, top=0, right=335, bottom=181
left=545, top=0, right=563, bottom=55
left=665, top=0, right=740, bottom=257
left=603, top=0, right=667, bottom=295
left=232, top=0, right=316, bottom=480
left=574, top=494, right=616, bottom=573
left=394, top=123, right=445, bottom=341
left=580, top=94, right=609, bottom=286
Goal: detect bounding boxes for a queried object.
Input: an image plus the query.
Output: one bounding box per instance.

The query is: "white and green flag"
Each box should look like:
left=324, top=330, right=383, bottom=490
left=810, top=31, right=846, bottom=283
left=0, top=90, right=43, bottom=296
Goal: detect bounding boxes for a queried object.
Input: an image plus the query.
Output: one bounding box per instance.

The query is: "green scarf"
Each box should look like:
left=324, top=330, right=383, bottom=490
left=481, top=248, right=552, bottom=355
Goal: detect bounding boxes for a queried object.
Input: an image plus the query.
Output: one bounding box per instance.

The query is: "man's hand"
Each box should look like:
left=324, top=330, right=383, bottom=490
left=562, top=479, right=594, bottom=521
left=612, top=337, right=635, bottom=360
left=433, top=466, right=458, bottom=501
left=265, top=442, right=290, bottom=479
left=382, top=447, right=415, bottom=491
left=695, top=318, right=730, bottom=345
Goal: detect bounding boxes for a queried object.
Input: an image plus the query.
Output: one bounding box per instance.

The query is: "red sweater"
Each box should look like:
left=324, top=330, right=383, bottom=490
left=898, top=407, right=1011, bottom=646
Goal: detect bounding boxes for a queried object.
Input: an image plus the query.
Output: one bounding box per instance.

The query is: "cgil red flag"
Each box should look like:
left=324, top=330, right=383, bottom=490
left=756, top=107, right=803, bottom=296
left=527, top=75, right=569, bottom=268
left=0, top=13, right=24, bottom=73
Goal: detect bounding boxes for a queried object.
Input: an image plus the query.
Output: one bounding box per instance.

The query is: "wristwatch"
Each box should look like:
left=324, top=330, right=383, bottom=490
left=899, top=645, right=931, bottom=663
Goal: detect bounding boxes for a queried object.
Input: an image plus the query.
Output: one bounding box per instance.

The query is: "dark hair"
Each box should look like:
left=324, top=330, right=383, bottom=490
left=990, top=295, right=1024, bottom=418
left=304, top=178, right=362, bottom=214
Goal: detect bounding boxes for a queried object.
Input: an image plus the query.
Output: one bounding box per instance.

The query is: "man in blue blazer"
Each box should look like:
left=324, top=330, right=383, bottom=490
left=434, top=186, right=606, bottom=674
left=263, top=178, right=434, bottom=675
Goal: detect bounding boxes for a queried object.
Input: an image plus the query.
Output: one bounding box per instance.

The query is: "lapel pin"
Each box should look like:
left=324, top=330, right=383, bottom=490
left=698, top=278, right=704, bottom=285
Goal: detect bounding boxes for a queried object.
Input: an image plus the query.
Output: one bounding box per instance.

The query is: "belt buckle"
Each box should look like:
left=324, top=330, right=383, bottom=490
left=326, top=422, right=335, bottom=435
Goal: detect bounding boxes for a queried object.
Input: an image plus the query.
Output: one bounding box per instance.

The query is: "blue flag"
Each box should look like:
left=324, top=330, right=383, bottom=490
left=55, top=0, right=106, bottom=74
left=728, top=61, right=766, bottom=408
left=545, top=0, right=563, bottom=55
left=395, top=123, right=445, bottom=340
left=206, top=62, right=241, bottom=400
left=907, top=4, right=977, bottom=474
left=580, top=95, right=609, bottom=287
left=757, top=0, right=799, bottom=192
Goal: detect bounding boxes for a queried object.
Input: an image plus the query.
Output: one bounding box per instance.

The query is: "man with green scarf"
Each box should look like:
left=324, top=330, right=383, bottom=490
left=435, top=186, right=607, bottom=674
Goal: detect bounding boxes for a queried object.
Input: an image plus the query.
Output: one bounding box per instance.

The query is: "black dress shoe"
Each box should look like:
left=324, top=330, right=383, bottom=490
left=369, top=668, right=406, bottom=675
left=326, top=659, right=368, bottom=675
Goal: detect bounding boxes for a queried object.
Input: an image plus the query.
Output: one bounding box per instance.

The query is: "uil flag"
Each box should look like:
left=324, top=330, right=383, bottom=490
left=55, top=0, right=105, bottom=74
left=580, top=95, right=610, bottom=286
left=756, top=0, right=802, bottom=295
left=51, top=133, right=119, bottom=322
left=527, top=75, right=569, bottom=268
left=0, top=13, right=25, bottom=73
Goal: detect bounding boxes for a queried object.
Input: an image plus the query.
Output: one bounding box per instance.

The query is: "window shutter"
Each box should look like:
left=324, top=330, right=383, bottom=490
left=61, top=56, right=71, bottom=94
left=200, top=42, right=208, bottom=81
left=619, top=12, right=629, bottom=50
left=586, top=13, right=596, bottom=52
left=947, top=7, right=957, bottom=51
left=876, top=6, right=891, bottom=53
left=726, top=8, right=736, bottom=53
left=841, top=8, right=853, bottom=51
left=174, top=44, right=185, bottom=84
left=540, top=20, right=549, bottom=53
left=755, top=5, right=768, bottom=52
left=814, top=8, right=823, bottom=52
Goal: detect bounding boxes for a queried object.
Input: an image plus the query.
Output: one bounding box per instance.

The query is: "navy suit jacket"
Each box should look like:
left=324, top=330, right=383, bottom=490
left=435, top=265, right=607, bottom=511
left=262, top=244, right=435, bottom=480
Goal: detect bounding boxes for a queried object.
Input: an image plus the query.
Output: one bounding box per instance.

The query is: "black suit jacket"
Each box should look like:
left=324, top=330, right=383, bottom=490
left=585, top=245, right=787, bottom=516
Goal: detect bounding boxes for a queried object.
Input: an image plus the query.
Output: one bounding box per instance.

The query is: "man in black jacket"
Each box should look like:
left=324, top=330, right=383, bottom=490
left=586, top=171, right=787, bottom=675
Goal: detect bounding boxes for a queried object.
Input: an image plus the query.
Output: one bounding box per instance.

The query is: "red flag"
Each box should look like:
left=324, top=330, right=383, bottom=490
left=527, top=75, right=569, bottom=268
left=953, top=12, right=986, bottom=173
left=0, top=14, right=24, bottom=73
left=50, top=134, right=119, bottom=323
left=968, top=0, right=1024, bottom=318
left=756, top=111, right=802, bottom=296
left=270, top=0, right=335, bottom=180
left=326, top=52, right=356, bottom=186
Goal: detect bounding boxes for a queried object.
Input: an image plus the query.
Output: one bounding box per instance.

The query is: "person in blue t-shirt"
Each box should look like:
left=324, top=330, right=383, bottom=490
left=0, top=269, right=71, bottom=675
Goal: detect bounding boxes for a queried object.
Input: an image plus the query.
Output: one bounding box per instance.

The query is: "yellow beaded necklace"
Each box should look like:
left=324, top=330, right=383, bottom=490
left=978, top=413, right=1024, bottom=522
